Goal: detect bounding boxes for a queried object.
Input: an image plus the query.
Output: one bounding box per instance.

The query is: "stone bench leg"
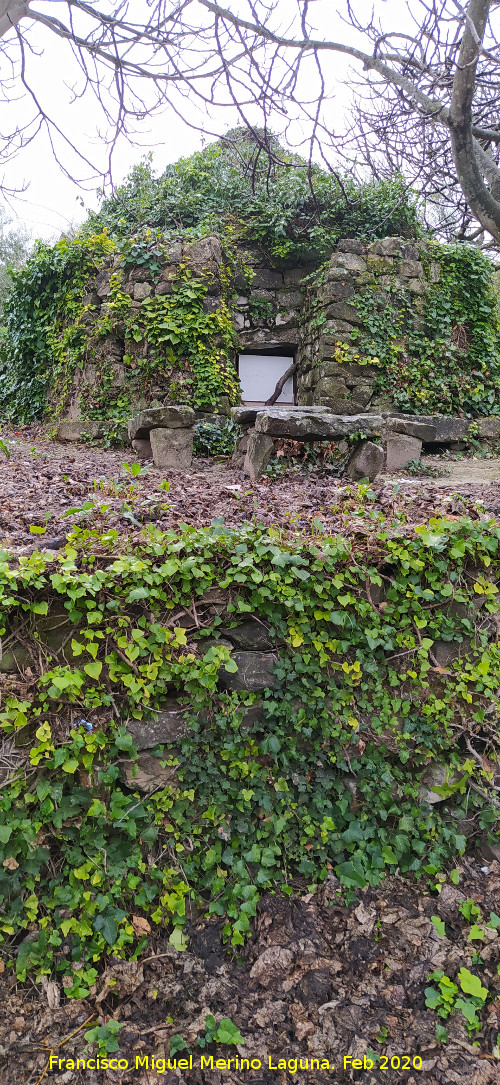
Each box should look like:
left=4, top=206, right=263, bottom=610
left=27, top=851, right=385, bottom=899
left=385, top=432, right=422, bottom=472
left=150, top=426, right=194, bottom=470
left=243, top=430, right=274, bottom=482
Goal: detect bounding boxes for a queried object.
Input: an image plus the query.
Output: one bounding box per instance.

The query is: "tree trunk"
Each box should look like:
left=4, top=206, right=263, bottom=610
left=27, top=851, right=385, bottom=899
left=449, top=0, right=500, bottom=243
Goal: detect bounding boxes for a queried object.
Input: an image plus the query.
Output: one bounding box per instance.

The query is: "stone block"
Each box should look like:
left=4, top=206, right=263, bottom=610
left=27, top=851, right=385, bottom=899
left=131, top=438, right=153, bottom=460
left=386, top=419, right=437, bottom=442
left=252, top=269, right=283, bottom=289
left=371, top=238, right=406, bottom=257
left=477, top=417, right=500, bottom=438
left=57, top=420, right=102, bottom=442
left=367, top=254, right=394, bottom=273
left=120, top=751, right=179, bottom=792
left=0, top=645, right=31, bottom=672
left=399, top=259, right=424, bottom=278
left=337, top=239, right=364, bottom=254
left=185, top=235, right=223, bottom=273
left=231, top=407, right=259, bottom=427
left=326, top=301, right=363, bottom=324
left=221, top=621, right=274, bottom=650
left=155, top=281, right=173, bottom=296
left=126, top=699, right=190, bottom=750
left=411, top=416, right=470, bottom=443
left=128, top=405, right=195, bottom=441
left=219, top=652, right=277, bottom=692
left=330, top=252, right=367, bottom=273
left=94, top=269, right=111, bottom=297
left=407, top=278, right=426, bottom=295
left=133, top=281, right=152, bottom=301
left=243, top=431, right=275, bottom=482
left=345, top=440, right=384, bottom=481
left=385, top=432, right=422, bottom=471
left=324, top=281, right=355, bottom=302
left=150, top=426, right=193, bottom=471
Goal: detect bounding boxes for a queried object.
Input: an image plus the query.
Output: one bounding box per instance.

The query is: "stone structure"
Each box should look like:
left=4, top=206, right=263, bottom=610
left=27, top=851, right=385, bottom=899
left=231, top=406, right=500, bottom=481
left=56, top=233, right=477, bottom=437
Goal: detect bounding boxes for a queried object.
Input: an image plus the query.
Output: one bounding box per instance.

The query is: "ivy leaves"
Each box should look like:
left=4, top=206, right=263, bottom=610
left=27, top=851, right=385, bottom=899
left=0, top=516, right=499, bottom=991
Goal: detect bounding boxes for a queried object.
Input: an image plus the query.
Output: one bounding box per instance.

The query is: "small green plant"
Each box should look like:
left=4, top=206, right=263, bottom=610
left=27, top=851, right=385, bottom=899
left=193, top=418, right=241, bottom=457
left=84, top=1020, right=123, bottom=1057
left=198, top=1015, right=244, bottom=1048
left=425, top=968, right=489, bottom=1034
left=121, top=461, right=147, bottom=477
left=403, top=459, right=445, bottom=479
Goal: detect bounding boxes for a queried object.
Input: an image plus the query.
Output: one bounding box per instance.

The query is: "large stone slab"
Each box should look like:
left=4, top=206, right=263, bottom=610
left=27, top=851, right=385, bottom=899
left=254, top=409, right=384, bottom=441
left=57, top=420, right=102, bottom=441
left=128, top=406, right=195, bottom=441
left=408, top=416, right=470, bottom=443
left=386, top=418, right=437, bottom=442
left=150, top=426, right=193, bottom=470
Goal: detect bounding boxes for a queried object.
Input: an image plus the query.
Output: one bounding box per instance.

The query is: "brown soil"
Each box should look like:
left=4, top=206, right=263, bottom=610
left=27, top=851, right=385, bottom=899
left=1, top=429, right=499, bottom=555
left=2, top=861, right=499, bottom=1085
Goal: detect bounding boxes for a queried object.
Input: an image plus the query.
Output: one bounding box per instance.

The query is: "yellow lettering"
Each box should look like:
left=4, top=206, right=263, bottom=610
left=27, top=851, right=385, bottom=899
left=288, top=1059, right=298, bottom=1074
left=344, top=1057, right=352, bottom=1068
left=201, top=1056, right=214, bottom=1069
left=216, top=1059, right=227, bottom=1069
left=136, top=1056, right=149, bottom=1068
left=77, top=1059, right=87, bottom=1069
left=86, top=1060, right=95, bottom=1069
left=155, top=1059, right=166, bottom=1073
left=250, top=1060, right=262, bottom=1070
left=268, top=1058, right=278, bottom=1069
left=352, top=1060, right=362, bottom=1069
left=66, top=1061, right=74, bottom=1070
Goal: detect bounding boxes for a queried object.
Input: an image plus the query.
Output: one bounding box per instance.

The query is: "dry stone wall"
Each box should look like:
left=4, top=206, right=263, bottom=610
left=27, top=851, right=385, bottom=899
left=56, top=233, right=497, bottom=431
left=296, top=238, right=440, bottom=413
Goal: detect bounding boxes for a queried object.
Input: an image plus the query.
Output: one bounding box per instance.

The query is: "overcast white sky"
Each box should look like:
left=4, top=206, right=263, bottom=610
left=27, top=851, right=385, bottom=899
left=0, top=0, right=408, bottom=242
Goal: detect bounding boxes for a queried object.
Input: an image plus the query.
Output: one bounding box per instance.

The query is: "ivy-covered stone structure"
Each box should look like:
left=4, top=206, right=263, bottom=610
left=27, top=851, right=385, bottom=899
left=41, top=233, right=500, bottom=439
left=2, top=136, right=500, bottom=431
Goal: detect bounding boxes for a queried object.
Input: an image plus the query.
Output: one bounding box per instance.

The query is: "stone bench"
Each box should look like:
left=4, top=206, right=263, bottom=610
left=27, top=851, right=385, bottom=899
left=128, top=406, right=195, bottom=469
left=231, top=407, right=500, bottom=482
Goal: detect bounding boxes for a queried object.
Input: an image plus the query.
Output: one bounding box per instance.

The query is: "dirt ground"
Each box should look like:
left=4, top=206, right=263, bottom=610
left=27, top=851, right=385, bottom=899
left=1, top=862, right=499, bottom=1085
left=1, top=427, right=500, bottom=555
left=1, top=427, right=500, bottom=1085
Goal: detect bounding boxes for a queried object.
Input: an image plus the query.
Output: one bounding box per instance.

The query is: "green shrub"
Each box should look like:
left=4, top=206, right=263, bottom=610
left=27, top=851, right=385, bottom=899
left=193, top=418, right=241, bottom=456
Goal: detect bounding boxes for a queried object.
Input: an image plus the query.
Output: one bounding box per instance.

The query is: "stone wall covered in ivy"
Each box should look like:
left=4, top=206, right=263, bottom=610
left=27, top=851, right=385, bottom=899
left=1, top=225, right=500, bottom=430
left=297, top=238, right=500, bottom=418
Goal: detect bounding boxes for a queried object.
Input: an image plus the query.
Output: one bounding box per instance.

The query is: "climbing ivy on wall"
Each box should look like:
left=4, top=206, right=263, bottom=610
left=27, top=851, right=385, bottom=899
left=0, top=232, right=115, bottom=423
left=349, top=243, right=500, bottom=416
left=83, top=134, right=423, bottom=264
left=0, top=232, right=241, bottom=424
left=0, top=516, right=499, bottom=988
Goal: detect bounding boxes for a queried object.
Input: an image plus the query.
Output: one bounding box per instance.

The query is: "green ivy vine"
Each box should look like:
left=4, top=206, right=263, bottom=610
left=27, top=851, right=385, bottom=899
left=0, top=516, right=499, bottom=992
left=348, top=243, right=500, bottom=416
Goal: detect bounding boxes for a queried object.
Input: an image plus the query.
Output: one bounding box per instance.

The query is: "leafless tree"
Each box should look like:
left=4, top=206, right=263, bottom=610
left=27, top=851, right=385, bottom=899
left=164, top=0, right=500, bottom=248
left=3, top=2, right=500, bottom=247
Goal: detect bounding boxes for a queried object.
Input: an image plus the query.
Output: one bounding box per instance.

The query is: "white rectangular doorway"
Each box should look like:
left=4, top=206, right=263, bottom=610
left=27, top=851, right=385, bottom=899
left=238, top=354, right=295, bottom=406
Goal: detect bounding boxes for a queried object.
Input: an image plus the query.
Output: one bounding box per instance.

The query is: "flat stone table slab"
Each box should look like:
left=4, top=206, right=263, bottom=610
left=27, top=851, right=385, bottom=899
left=254, top=409, right=385, bottom=441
